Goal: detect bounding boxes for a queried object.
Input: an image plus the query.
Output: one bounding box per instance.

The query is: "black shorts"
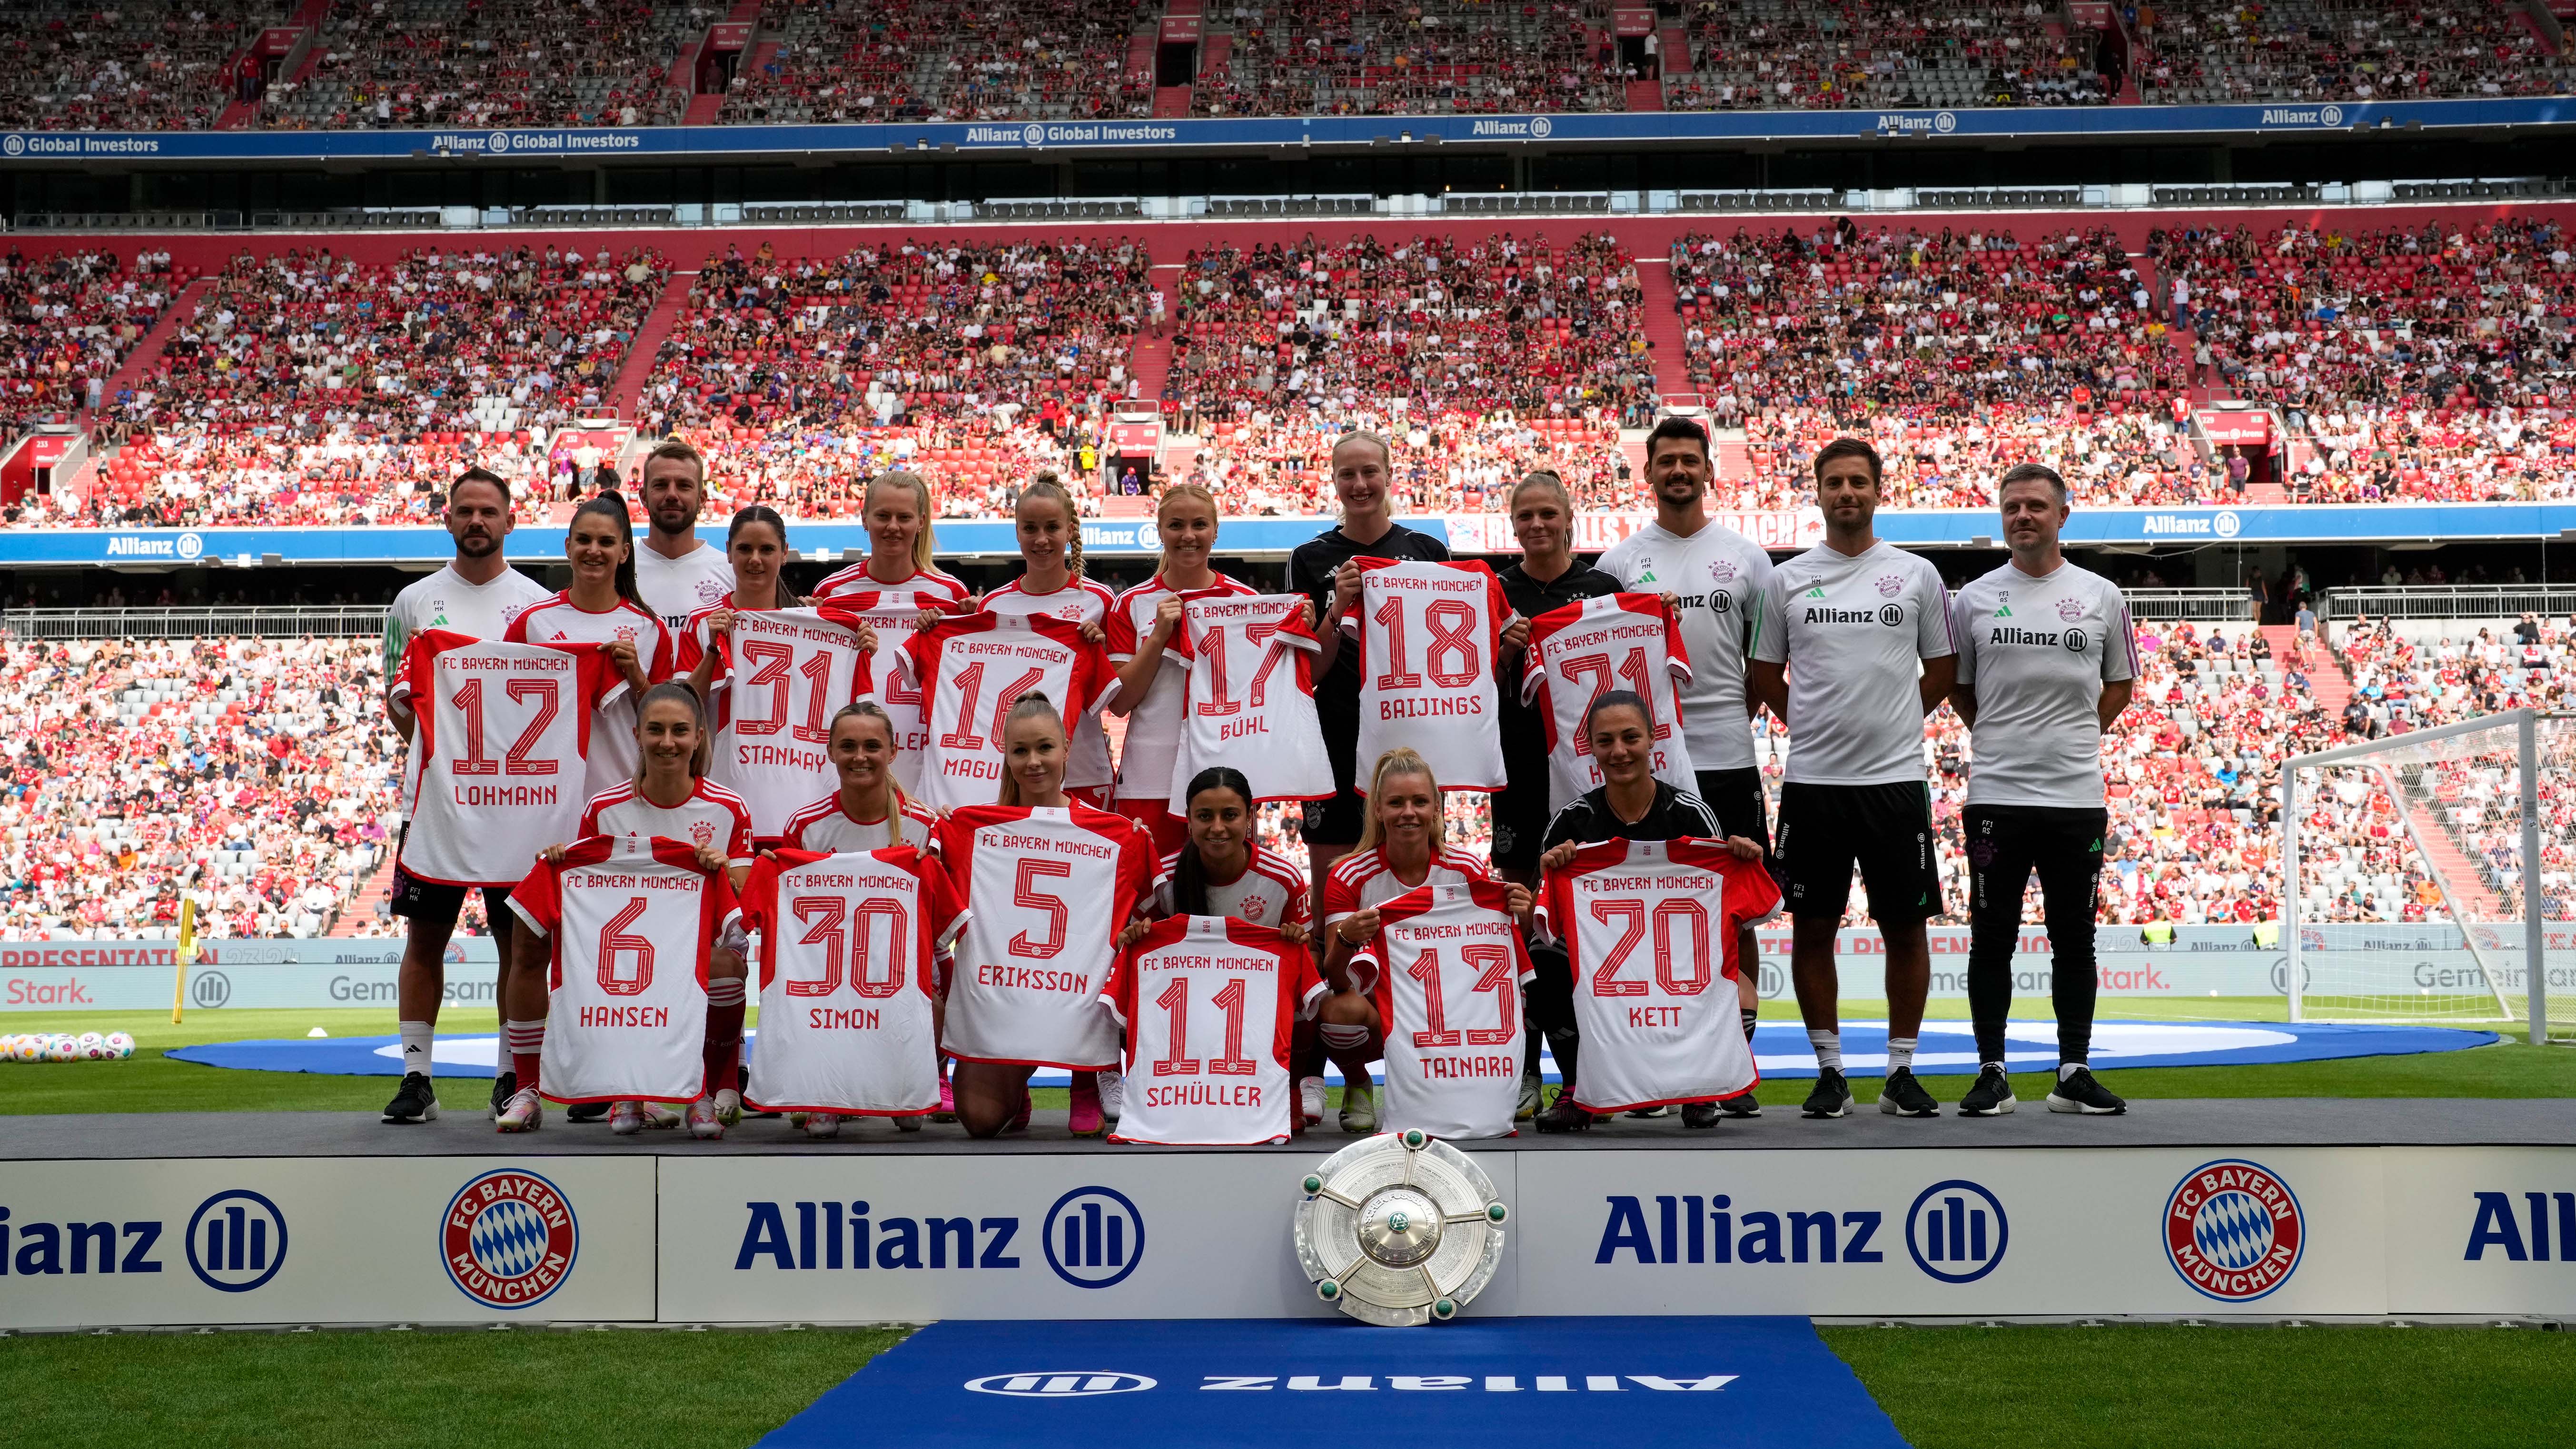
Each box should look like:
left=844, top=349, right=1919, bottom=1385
left=1774, top=781, right=1942, bottom=923
left=387, top=827, right=517, bottom=941
left=1301, top=786, right=1367, bottom=848
left=1490, top=780, right=1554, bottom=871
left=1693, top=767, right=1773, bottom=856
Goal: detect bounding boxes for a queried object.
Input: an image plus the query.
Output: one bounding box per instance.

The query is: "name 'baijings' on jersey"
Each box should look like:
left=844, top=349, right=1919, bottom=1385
left=1349, top=558, right=1513, bottom=793
left=1352, top=879, right=1535, bottom=1140
left=509, top=834, right=735, bottom=1106
left=394, top=632, right=627, bottom=887
left=906, top=613, right=1120, bottom=813
left=1169, top=592, right=1333, bottom=804
left=1537, top=838, right=1783, bottom=1113
left=1948, top=562, right=2137, bottom=809
left=707, top=607, right=877, bottom=841
left=737, top=846, right=967, bottom=1117
left=1522, top=592, right=1699, bottom=815
left=1103, top=915, right=1324, bottom=1146
left=933, top=804, right=1156, bottom=1070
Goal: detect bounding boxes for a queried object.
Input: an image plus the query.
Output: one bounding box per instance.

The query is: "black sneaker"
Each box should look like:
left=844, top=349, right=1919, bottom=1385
left=382, top=1072, right=440, bottom=1124
left=2046, top=1066, right=2128, bottom=1115
left=488, top=1069, right=516, bottom=1121
left=1625, top=1105, right=1672, bottom=1118
left=1800, top=1067, right=1852, bottom=1119
left=1681, top=1101, right=1722, bottom=1130
left=567, top=1102, right=609, bottom=1122
left=1957, top=1064, right=2016, bottom=1117
left=1877, top=1066, right=1941, bottom=1118
left=1717, top=1091, right=1762, bottom=1118
left=1533, top=1087, right=1594, bottom=1133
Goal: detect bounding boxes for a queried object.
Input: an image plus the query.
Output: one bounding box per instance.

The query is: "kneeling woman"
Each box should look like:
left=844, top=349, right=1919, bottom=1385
left=497, top=682, right=755, bottom=1139
left=1315, top=749, right=1532, bottom=1135
left=933, top=694, right=1157, bottom=1139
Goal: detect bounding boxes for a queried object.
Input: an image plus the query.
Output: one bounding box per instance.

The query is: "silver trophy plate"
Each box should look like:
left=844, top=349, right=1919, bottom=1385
left=1293, top=1128, right=1508, bottom=1327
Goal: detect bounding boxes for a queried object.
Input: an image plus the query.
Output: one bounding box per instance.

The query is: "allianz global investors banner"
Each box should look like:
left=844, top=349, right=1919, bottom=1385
left=10, top=926, right=2511, bottom=1012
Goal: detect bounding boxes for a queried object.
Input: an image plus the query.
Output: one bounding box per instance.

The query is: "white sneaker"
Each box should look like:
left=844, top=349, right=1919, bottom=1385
left=713, top=1088, right=743, bottom=1127
left=803, top=1112, right=841, bottom=1140
left=1095, top=1067, right=1124, bottom=1123
left=607, top=1100, right=645, bottom=1136
left=495, top=1088, right=544, bottom=1133
left=892, top=1113, right=923, bottom=1133
left=1299, top=1076, right=1327, bottom=1127
left=688, top=1095, right=725, bottom=1140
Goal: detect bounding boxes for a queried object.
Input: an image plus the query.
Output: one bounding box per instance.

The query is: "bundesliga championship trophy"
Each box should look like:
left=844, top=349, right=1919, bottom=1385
left=1293, top=1129, right=1508, bottom=1326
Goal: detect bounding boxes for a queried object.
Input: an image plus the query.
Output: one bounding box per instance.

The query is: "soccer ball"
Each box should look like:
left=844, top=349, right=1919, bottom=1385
left=9, top=1036, right=39, bottom=1062
left=0, top=1033, right=20, bottom=1060
left=77, top=1032, right=105, bottom=1058
left=43, top=1037, right=76, bottom=1063
left=105, top=1032, right=136, bottom=1060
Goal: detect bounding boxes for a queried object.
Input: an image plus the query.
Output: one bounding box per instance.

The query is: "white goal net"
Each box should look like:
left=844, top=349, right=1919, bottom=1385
left=2284, top=709, right=2570, bottom=1043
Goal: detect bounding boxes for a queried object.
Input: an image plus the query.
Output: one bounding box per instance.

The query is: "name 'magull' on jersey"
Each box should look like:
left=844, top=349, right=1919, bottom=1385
left=1353, top=879, right=1535, bottom=1140
left=1597, top=519, right=1775, bottom=771
left=1349, top=558, right=1513, bottom=793
left=1522, top=592, right=1699, bottom=814
left=932, top=804, right=1156, bottom=1069
left=736, top=846, right=967, bottom=1117
left=1103, top=915, right=1324, bottom=1146
left=1107, top=573, right=1258, bottom=803
left=393, top=632, right=627, bottom=886
left=1751, top=541, right=1955, bottom=785
left=509, top=834, right=734, bottom=1105
left=1948, top=561, right=2137, bottom=808
left=1169, top=592, right=1333, bottom=804
left=1538, top=838, right=1783, bottom=1113
left=708, top=607, right=876, bottom=840
left=905, top=612, right=1120, bottom=812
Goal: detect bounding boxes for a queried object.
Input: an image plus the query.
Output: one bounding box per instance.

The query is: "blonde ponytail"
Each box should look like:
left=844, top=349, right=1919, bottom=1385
left=1351, top=747, right=1445, bottom=858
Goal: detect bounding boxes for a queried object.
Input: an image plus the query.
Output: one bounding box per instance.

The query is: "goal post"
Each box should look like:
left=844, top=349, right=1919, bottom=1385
left=2283, top=708, right=2567, bottom=1045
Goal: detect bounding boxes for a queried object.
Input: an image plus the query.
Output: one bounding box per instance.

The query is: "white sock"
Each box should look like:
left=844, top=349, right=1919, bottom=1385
left=398, top=1020, right=434, bottom=1078
left=2059, top=1062, right=2085, bottom=1082
left=1886, top=1037, right=1917, bottom=1073
left=1807, top=1028, right=1842, bottom=1070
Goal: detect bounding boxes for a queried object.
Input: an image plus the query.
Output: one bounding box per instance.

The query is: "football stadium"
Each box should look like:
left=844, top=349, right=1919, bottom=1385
left=3, top=1, right=2576, bottom=1444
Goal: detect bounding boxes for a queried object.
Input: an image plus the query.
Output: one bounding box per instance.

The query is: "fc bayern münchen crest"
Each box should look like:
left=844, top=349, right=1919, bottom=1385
left=443, top=1168, right=579, bottom=1309
left=1294, top=1129, right=1507, bottom=1326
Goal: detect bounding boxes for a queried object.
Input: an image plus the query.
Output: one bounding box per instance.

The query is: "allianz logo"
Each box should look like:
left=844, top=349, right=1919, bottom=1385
left=963, top=1372, right=1736, bottom=1396
left=1595, top=1179, right=2009, bottom=1283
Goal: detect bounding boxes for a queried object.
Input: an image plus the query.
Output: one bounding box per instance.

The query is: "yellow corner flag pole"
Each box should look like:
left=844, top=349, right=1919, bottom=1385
left=172, top=898, right=198, bottom=1024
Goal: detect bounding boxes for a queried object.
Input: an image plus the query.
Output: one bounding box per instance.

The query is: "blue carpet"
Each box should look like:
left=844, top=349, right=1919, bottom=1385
left=756, top=1317, right=1907, bottom=1449
left=163, top=1018, right=2499, bottom=1080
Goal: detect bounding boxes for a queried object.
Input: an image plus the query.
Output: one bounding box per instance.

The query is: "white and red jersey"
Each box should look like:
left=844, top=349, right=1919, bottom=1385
left=783, top=791, right=943, bottom=855
left=505, top=593, right=675, bottom=801
left=816, top=594, right=934, bottom=794
left=905, top=612, right=1121, bottom=813
left=707, top=607, right=876, bottom=841
left=672, top=597, right=766, bottom=682
left=932, top=803, right=1156, bottom=1069
left=1352, top=879, right=1534, bottom=1141
left=1107, top=573, right=1259, bottom=803
left=1149, top=842, right=1312, bottom=933
left=578, top=779, right=756, bottom=868
left=1323, top=844, right=1496, bottom=992
left=393, top=631, right=627, bottom=887
left=1103, top=915, right=1324, bottom=1146
left=1522, top=593, right=1700, bottom=815
left=812, top=559, right=972, bottom=610
left=736, top=846, right=967, bottom=1117
left=1348, top=558, right=1513, bottom=793
left=1169, top=592, right=1333, bottom=804
left=509, top=834, right=734, bottom=1106
left=983, top=576, right=1120, bottom=791
left=1536, top=838, right=1783, bottom=1113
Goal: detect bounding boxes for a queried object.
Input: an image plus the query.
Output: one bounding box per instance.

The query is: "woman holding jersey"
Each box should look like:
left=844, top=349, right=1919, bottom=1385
left=1104, top=485, right=1262, bottom=857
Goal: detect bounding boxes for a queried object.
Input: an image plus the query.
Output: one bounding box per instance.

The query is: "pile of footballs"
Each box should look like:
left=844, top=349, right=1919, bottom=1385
left=3, top=1031, right=137, bottom=1062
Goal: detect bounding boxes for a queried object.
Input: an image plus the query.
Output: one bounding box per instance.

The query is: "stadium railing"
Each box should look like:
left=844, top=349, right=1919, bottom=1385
left=1, top=606, right=384, bottom=641
left=2322, top=586, right=2576, bottom=623
left=2121, top=588, right=2255, bottom=622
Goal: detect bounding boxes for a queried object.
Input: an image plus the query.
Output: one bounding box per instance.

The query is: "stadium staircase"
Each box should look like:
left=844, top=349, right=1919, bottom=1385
left=1714, top=436, right=1754, bottom=480
left=1625, top=77, right=1664, bottom=111
left=607, top=273, right=693, bottom=421
left=1630, top=255, right=1693, bottom=398
left=214, top=0, right=331, bottom=128
left=329, top=857, right=398, bottom=938
left=1130, top=265, right=1182, bottom=411
left=88, top=277, right=214, bottom=423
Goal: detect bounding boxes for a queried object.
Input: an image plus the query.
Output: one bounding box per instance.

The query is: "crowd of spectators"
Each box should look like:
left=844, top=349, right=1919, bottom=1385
left=1737, top=404, right=2212, bottom=509
left=1168, top=408, right=1630, bottom=514
left=0, top=635, right=398, bottom=941
left=0, top=0, right=271, bottom=132
left=723, top=0, right=1152, bottom=125
left=1169, top=230, right=1655, bottom=430
left=1192, top=0, right=1622, bottom=117
left=0, top=248, right=191, bottom=436
left=1663, top=0, right=2109, bottom=112
left=257, top=0, right=692, bottom=130
left=2132, top=0, right=2574, bottom=106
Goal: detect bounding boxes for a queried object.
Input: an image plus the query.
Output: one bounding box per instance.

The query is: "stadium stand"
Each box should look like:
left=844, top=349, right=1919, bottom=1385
left=0, top=247, right=195, bottom=435
left=2130, top=0, right=2575, bottom=105
left=720, top=0, right=1156, bottom=124
left=1191, top=0, right=1624, bottom=117
left=0, top=0, right=274, bottom=132
left=0, top=634, right=398, bottom=940
left=256, top=0, right=694, bottom=129
left=1660, top=0, right=2111, bottom=112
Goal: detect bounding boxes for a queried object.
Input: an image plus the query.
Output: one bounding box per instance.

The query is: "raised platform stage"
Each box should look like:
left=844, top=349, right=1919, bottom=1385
left=4, top=1103, right=2567, bottom=1330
